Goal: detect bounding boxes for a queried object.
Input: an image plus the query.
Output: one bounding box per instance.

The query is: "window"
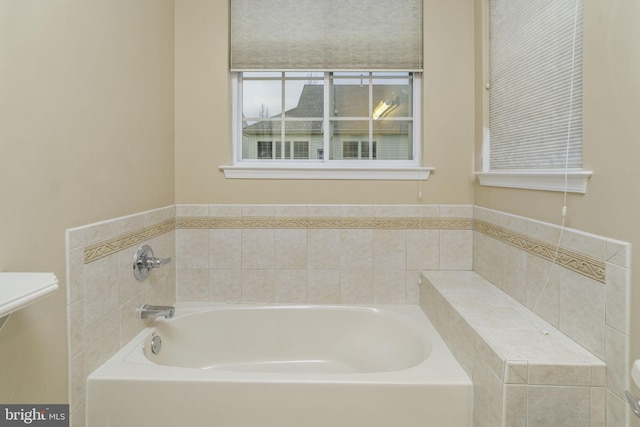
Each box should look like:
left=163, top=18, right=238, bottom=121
left=238, top=71, right=414, bottom=163
left=477, top=0, right=592, bottom=192
left=342, top=141, right=377, bottom=160
left=223, top=0, right=432, bottom=180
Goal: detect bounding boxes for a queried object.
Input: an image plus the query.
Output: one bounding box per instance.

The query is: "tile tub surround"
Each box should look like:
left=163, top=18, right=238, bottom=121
left=66, top=206, right=176, bottom=427
left=65, top=203, right=631, bottom=426
left=472, top=206, right=631, bottom=426
left=174, top=204, right=474, bottom=305
left=421, top=271, right=607, bottom=427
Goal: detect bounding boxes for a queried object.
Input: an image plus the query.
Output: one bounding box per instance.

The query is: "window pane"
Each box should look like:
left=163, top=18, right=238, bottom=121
left=285, top=79, right=323, bottom=117
left=331, top=78, right=369, bottom=118
left=243, top=79, right=282, bottom=119
left=285, top=121, right=322, bottom=160
left=242, top=121, right=281, bottom=159
left=373, top=120, right=412, bottom=160
left=293, top=141, right=310, bottom=159
left=372, top=78, right=412, bottom=118
left=329, top=120, right=369, bottom=160
left=256, top=141, right=274, bottom=159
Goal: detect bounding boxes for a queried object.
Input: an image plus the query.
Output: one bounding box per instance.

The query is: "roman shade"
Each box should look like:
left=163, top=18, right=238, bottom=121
left=489, top=0, right=583, bottom=170
left=230, top=0, right=423, bottom=71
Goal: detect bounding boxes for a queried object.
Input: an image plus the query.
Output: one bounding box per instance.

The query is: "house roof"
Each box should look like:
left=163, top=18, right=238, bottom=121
left=243, top=84, right=411, bottom=136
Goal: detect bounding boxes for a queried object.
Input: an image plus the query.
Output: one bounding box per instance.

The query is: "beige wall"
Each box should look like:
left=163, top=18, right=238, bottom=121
left=0, top=0, right=175, bottom=403
left=474, top=0, right=640, bottom=411
left=174, top=0, right=476, bottom=206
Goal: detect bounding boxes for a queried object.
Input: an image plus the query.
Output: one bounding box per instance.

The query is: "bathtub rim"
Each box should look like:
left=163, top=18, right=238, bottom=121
left=88, top=303, right=472, bottom=386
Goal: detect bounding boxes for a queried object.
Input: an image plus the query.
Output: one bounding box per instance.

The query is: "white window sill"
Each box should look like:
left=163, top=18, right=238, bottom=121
left=476, top=170, right=593, bottom=193
left=220, top=165, right=434, bottom=180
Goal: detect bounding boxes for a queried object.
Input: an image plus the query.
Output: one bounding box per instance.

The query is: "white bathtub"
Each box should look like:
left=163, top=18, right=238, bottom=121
left=87, top=304, right=472, bottom=427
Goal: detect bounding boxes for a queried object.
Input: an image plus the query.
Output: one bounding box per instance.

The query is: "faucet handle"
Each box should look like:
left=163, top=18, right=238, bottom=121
left=133, top=245, right=171, bottom=281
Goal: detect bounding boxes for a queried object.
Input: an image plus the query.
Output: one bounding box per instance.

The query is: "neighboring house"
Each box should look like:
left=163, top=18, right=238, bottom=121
left=242, top=84, right=412, bottom=160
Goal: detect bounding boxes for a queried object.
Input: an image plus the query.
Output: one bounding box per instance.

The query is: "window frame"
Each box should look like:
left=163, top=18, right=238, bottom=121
left=475, top=0, right=592, bottom=193
left=221, top=72, right=433, bottom=180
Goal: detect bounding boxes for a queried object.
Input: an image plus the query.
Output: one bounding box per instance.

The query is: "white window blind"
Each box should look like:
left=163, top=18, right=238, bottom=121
left=489, top=0, right=583, bottom=170
left=230, top=0, right=423, bottom=71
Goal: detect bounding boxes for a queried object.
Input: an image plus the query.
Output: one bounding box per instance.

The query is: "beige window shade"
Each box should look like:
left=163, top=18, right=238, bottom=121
left=489, top=0, right=583, bottom=170
left=230, top=0, right=423, bottom=71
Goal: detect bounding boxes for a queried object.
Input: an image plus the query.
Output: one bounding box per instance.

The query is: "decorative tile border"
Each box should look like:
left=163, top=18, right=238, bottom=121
left=83, top=216, right=472, bottom=264
left=82, top=214, right=606, bottom=285
left=176, top=216, right=474, bottom=230
left=84, top=218, right=176, bottom=264
left=474, top=219, right=606, bottom=283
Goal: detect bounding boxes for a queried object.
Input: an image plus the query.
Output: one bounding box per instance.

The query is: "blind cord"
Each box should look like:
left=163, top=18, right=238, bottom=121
left=531, top=0, right=580, bottom=335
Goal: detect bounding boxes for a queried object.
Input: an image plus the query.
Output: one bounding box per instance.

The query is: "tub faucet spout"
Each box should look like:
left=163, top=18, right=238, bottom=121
left=140, top=304, right=175, bottom=319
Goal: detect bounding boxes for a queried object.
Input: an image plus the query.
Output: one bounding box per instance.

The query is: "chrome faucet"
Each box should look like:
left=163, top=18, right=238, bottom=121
left=139, top=304, right=175, bottom=319
left=133, top=244, right=171, bottom=281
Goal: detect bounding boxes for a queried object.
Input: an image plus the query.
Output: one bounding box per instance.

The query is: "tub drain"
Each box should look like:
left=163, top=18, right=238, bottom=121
left=150, top=335, right=162, bottom=354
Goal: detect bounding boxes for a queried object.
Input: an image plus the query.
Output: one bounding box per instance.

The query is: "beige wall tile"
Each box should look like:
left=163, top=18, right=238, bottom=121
left=275, top=270, right=307, bottom=303
left=119, top=293, right=147, bottom=347
left=209, top=269, right=242, bottom=303
left=67, top=248, right=85, bottom=304
left=340, top=204, right=373, bottom=217
left=176, top=229, right=209, bottom=269
left=605, top=325, right=629, bottom=402
left=275, top=229, right=307, bottom=270
left=605, top=262, right=630, bottom=334
left=525, top=255, right=560, bottom=328
left=440, top=230, right=473, bottom=270
left=68, top=300, right=84, bottom=359
left=242, top=204, right=274, bottom=217
left=373, top=230, right=406, bottom=270
left=503, top=384, right=527, bottom=427
left=241, top=229, right=274, bottom=269
left=606, top=239, right=630, bottom=268
left=275, top=204, right=308, bottom=217
left=526, top=386, right=590, bottom=427
left=176, top=204, right=208, bottom=217
left=307, top=270, right=340, bottom=304
left=373, top=270, right=406, bottom=304
left=473, top=352, right=503, bottom=427
left=176, top=269, right=209, bottom=301
left=407, top=230, right=439, bottom=271
left=209, top=229, right=241, bottom=269
left=84, top=310, right=120, bottom=375
left=590, top=387, right=606, bottom=427
left=84, top=254, right=119, bottom=327
left=241, top=269, right=274, bottom=303
left=208, top=204, right=242, bottom=217
left=307, top=229, right=340, bottom=270
left=558, top=269, right=605, bottom=359
left=605, top=390, right=627, bottom=427
left=340, top=229, right=373, bottom=270
left=500, top=243, right=527, bottom=305
left=373, top=204, right=407, bottom=217
left=69, top=352, right=85, bottom=412
left=340, top=269, right=373, bottom=304
left=307, top=204, right=340, bottom=217
left=527, top=361, right=591, bottom=386
left=406, top=204, right=439, bottom=217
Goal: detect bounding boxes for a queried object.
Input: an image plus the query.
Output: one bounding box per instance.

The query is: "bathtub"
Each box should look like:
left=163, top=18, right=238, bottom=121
left=87, top=303, right=472, bottom=427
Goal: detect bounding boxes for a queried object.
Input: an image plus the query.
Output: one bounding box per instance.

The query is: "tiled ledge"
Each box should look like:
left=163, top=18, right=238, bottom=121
left=420, top=271, right=606, bottom=426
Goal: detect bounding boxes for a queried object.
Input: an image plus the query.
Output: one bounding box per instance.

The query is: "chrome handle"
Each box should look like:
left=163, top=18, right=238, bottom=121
left=143, top=256, right=171, bottom=268
left=133, top=245, right=171, bottom=281
left=626, top=391, right=640, bottom=418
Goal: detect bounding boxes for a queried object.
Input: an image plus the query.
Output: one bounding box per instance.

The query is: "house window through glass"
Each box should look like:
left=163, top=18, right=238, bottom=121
left=239, top=72, right=416, bottom=164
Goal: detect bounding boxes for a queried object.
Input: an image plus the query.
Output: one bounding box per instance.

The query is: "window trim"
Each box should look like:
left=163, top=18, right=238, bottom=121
left=221, top=73, right=432, bottom=181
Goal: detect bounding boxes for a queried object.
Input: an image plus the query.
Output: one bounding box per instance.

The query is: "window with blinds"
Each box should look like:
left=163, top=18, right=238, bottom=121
left=488, top=0, right=583, bottom=171
left=223, top=0, right=431, bottom=180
